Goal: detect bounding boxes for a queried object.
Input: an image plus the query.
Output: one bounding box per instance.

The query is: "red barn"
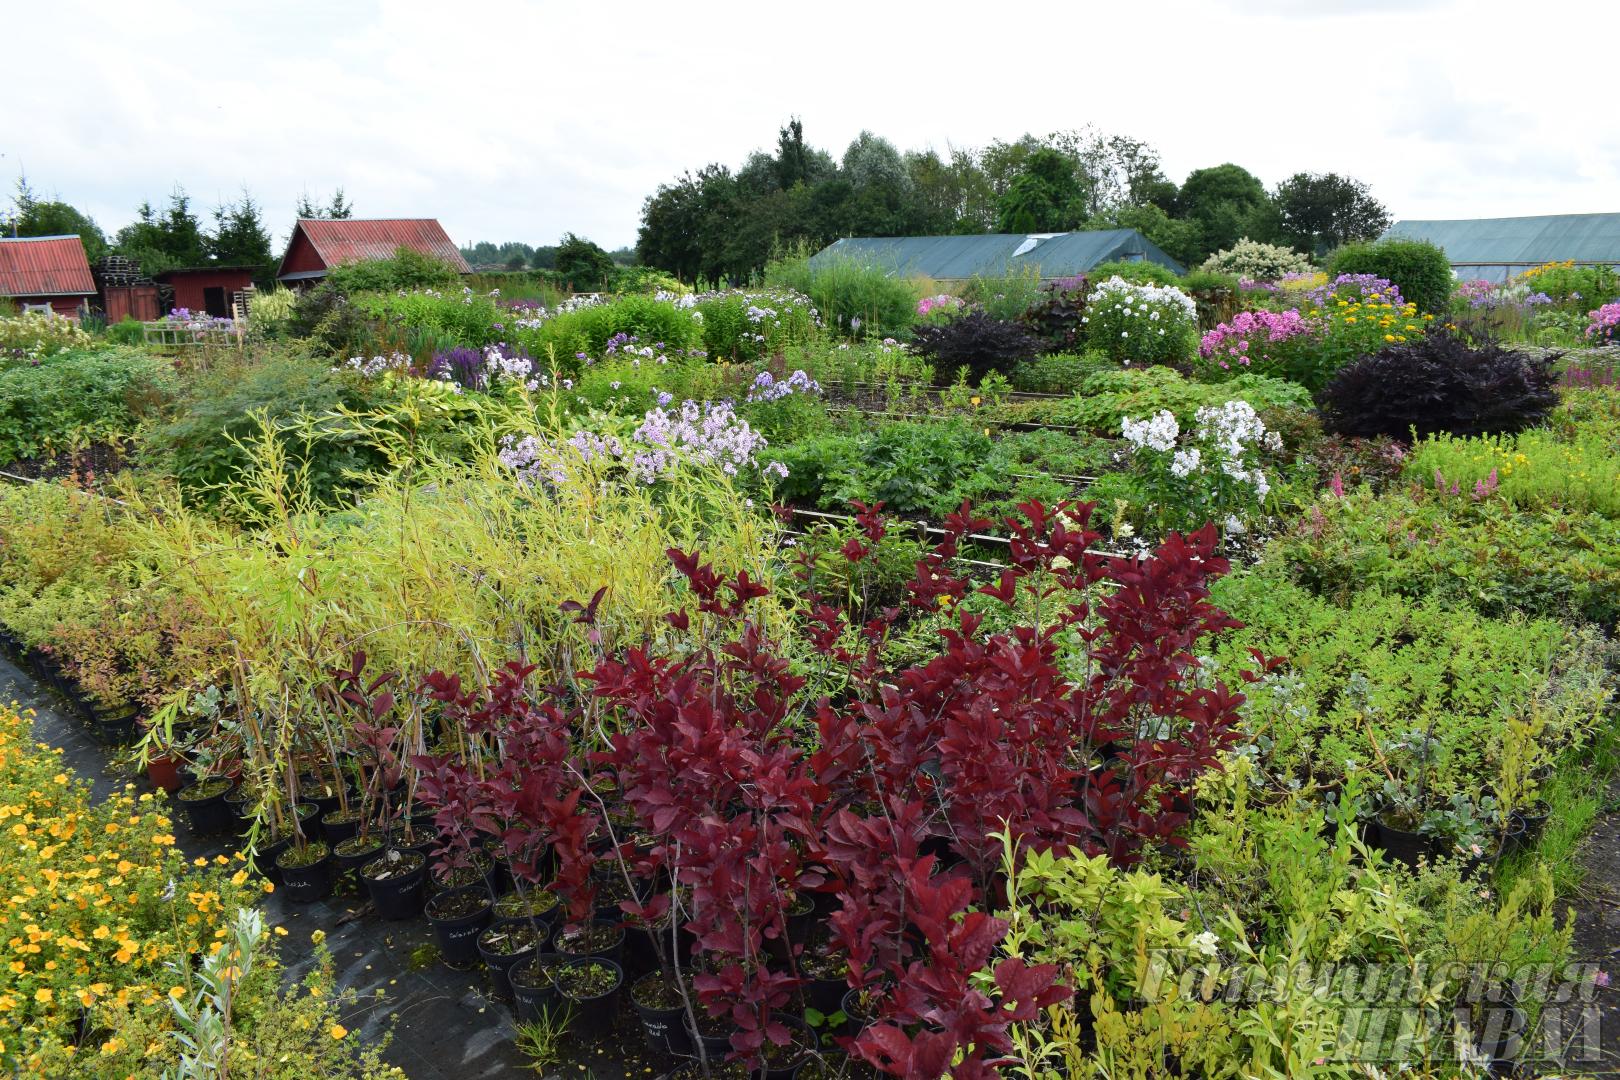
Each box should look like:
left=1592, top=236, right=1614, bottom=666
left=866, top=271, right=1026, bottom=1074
left=155, top=266, right=257, bottom=317
left=0, top=235, right=96, bottom=317
left=275, top=218, right=470, bottom=286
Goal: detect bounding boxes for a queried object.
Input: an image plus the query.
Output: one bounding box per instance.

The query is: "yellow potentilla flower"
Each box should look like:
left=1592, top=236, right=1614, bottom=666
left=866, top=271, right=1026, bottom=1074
left=230, top=870, right=249, bottom=887
left=34, top=988, right=51, bottom=1004
left=311, top=929, right=326, bottom=945
left=330, top=1024, right=348, bottom=1040
left=1344, top=316, right=1357, bottom=324
left=273, top=926, right=288, bottom=937
left=1384, top=334, right=1395, bottom=342
left=100, top=1038, right=123, bottom=1055
left=262, top=882, right=275, bottom=894
left=168, top=986, right=185, bottom=1000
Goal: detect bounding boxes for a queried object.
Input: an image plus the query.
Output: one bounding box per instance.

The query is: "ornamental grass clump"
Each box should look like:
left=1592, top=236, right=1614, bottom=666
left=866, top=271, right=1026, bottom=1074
left=1082, top=276, right=1198, bottom=366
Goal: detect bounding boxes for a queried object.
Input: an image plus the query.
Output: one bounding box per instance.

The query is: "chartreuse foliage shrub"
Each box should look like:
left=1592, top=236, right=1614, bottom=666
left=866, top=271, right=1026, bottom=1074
left=1207, top=571, right=1606, bottom=793
left=1327, top=238, right=1454, bottom=316
left=0, top=348, right=178, bottom=466
left=1406, top=425, right=1620, bottom=517
left=770, top=422, right=1116, bottom=522
left=1002, top=776, right=1572, bottom=1077
left=0, top=704, right=264, bottom=1070
left=351, top=287, right=502, bottom=349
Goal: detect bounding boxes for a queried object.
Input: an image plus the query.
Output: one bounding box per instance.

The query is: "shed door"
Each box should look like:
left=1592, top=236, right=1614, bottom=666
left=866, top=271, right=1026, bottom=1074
left=203, top=287, right=227, bottom=318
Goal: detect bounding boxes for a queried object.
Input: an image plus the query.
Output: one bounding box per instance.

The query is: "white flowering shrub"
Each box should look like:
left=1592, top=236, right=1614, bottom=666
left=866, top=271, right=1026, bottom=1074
left=1082, top=277, right=1198, bottom=365
left=1198, top=238, right=1315, bottom=282
left=1120, top=399, right=1282, bottom=535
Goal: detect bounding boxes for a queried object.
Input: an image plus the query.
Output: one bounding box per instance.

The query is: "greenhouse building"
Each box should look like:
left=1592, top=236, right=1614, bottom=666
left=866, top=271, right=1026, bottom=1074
left=809, top=229, right=1186, bottom=284
left=1383, top=212, right=1620, bottom=283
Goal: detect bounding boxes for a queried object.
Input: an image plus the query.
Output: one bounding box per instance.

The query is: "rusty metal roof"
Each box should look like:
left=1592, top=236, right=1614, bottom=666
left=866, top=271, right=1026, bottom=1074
left=0, top=235, right=96, bottom=297
left=279, top=218, right=471, bottom=278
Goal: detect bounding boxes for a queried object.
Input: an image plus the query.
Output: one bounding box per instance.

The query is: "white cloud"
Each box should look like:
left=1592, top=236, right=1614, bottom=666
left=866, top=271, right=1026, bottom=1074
left=5, top=0, right=1616, bottom=250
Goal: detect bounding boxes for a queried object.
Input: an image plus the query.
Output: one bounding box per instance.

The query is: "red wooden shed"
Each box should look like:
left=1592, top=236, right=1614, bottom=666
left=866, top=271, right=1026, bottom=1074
left=275, top=218, right=470, bottom=286
left=0, top=235, right=96, bottom=317
left=155, top=266, right=256, bottom=317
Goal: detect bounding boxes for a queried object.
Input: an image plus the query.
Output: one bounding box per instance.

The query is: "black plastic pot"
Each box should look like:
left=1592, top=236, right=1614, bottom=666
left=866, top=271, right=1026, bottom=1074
left=478, top=919, right=546, bottom=1001
left=360, top=849, right=427, bottom=920
left=1499, top=816, right=1530, bottom=858
left=332, top=835, right=387, bottom=885
left=177, top=780, right=236, bottom=835
left=224, top=787, right=254, bottom=829
left=426, top=886, right=493, bottom=968
left=321, top=811, right=364, bottom=847
left=250, top=835, right=292, bottom=885
left=841, top=986, right=883, bottom=1038
left=1373, top=819, right=1430, bottom=869
left=275, top=845, right=333, bottom=903
left=630, top=972, right=693, bottom=1058
left=552, top=920, right=625, bottom=965
left=554, top=957, right=624, bottom=1037
left=1516, top=808, right=1548, bottom=844
left=510, top=953, right=564, bottom=1023
left=93, top=706, right=139, bottom=746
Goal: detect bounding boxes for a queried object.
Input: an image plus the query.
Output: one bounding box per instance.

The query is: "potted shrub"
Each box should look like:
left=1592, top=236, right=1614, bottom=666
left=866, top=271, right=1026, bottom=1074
left=629, top=971, right=694, bottom=1058
left=332, top=831, right=386, bottom=885
left=176, top=776, right=236, bottom=834
left=274, top=838, right=333, bottom=903
left=360, top=848, right=428, bottom=919
left=424, top=885, right=493, bottom=968
left=552, top=920, right=625, bottom=965
left=478, top=919, right=547, bottom=1001
left=550, top=958, right=624, bottom=1037
left=510, top=952, right=566, bottom=1023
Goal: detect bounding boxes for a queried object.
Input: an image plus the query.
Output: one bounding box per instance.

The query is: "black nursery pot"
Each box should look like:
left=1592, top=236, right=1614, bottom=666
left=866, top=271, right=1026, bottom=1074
left=274, top=844, right=334, bottom=903
left=510, top=953, right=564, bottom=1023
left=93, top=706, right=140, bottom=747
left=630, top=972, right=693, bottom=1059
left=332, top=834, right=387, bottom=884
left=360, top=849, right=428, bottom=920
left=425, top=886, right=493, bottom=968
left=1373, top=818, right=1430, bottom=869
left=1499, top=816, right=1530, bottom=858
left=554, top=958, right=624, bottom=1038
left=1516, top=808, right=1548, bottom=844
left=553, top=919, right=626, bottom=965
left=250, top=834, right=293, bottom=885
left=320, top=809, right=364, bottom=847
left=177, top=778, right=236, bottom=835
left=478, top=919, right=546, bottom=1001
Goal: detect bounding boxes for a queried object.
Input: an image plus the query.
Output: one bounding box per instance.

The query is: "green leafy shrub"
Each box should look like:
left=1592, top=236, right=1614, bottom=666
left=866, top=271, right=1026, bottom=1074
left=1319, top=335, right=1558, bottom=441
left=144, top=354, right=387, bottom=505
left=1008, top=350, right=1114, bottom=393
left=769, top=420, right=993, bottom=518
left=1274, top=486, right=1620, bottom=628
left=325, top=247, right=463, bottom=294
left=690, top=289, right=816, bottom=361
left=1518, top=260, right=1619, bottom=310
left=961, top=265, right=1046, bottom=321
left=1087, top=259, right=1180, bottom=286
left=1210, top=572, right=1587, bottom=792
left=353, top=288, right=501, bottom=349
left=1050, top=367, right=1311, bottom=435
left=764, top=253, right=918, bottom=340
left=104, top=317, right=147, bottom=346
left=1327, top=238, right=1453, bottom=315
left=0, top=348, right=178, bottom=465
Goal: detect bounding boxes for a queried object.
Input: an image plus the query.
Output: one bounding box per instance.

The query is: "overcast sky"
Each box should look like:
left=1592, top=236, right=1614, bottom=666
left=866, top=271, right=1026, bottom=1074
left=7, top=0, right=1616, bottom=252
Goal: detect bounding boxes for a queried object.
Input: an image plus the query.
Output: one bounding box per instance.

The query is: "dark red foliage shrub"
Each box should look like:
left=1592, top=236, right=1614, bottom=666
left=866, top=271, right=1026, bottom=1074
left=407, top=497, right=1264, bottom=1073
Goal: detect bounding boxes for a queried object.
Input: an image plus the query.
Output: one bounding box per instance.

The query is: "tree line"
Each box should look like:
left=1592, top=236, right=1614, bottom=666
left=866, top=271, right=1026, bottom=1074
left=3, top=179, right=354, bottom=288
left=635, top=119, right=1393, bottom=283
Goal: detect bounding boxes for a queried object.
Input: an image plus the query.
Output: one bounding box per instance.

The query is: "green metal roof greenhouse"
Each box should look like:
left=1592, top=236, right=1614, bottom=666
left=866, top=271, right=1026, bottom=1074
left=1383, top=212, right=1620, bottom=283
left=810, top=229, right=1185, bottom=282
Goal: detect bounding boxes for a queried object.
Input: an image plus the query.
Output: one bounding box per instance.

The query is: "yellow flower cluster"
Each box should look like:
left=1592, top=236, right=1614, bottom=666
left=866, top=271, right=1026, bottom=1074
left=0, top=705, right=262, bottom=1067
left=1517, top=259, right=1576, bottom=283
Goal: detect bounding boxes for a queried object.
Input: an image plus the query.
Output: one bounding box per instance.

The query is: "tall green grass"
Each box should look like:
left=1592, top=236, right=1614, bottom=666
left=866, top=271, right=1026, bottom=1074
left=763, top=249, right=921, bottom=340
